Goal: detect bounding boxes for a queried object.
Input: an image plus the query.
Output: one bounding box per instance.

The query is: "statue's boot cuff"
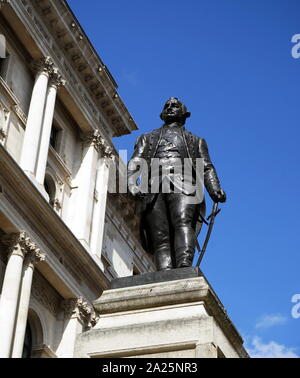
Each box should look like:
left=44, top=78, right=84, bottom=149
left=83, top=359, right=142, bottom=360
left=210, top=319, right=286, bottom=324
left=177, top=259, right=193, bottom=268
left=155, top=249, right=173, bottom=270
left=176, top=246, right=195, bottom=268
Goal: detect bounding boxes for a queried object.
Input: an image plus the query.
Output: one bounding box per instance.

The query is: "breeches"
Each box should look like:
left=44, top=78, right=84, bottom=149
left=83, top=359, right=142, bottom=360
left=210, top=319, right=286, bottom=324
left=144, top=193, right=199, bottom=270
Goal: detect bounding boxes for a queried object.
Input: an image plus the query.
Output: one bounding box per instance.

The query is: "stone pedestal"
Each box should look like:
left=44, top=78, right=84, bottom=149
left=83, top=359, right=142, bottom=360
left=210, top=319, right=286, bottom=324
left=74, top=268, right=249, bottom=358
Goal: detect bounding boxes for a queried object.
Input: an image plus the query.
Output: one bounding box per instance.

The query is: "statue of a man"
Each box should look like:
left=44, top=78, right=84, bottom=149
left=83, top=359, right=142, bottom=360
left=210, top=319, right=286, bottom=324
left=128, top=97, right=226, bottom=271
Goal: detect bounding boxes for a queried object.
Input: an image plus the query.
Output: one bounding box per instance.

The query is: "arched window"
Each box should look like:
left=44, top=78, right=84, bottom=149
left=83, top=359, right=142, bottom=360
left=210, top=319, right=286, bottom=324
left=22, top=322, right=32, bottom=358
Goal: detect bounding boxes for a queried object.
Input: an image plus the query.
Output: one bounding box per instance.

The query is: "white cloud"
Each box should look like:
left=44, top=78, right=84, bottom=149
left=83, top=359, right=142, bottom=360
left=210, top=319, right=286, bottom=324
left=247, top=337, right=298, bottom=358
left=255, top=314, right=287, bottom=329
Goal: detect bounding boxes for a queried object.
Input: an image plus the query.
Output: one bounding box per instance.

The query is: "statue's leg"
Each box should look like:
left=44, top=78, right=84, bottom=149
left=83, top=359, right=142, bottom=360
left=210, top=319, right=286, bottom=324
left=167, top=193, right=197, bottom=268
left=145, top=194, right=173, bottom=270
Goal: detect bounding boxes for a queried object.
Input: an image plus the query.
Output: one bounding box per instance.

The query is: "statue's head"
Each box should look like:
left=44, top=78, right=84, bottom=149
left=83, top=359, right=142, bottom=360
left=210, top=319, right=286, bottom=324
left=160, top=97, right=191, bottom=125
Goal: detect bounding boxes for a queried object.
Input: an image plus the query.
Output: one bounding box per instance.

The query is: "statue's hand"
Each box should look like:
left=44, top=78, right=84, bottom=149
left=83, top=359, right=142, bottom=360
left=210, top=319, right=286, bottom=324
left=211, top=189, right=226, bottom=203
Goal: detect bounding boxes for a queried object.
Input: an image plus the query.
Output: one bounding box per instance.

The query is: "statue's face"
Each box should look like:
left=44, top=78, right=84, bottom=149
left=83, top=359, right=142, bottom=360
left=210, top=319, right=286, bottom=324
left=161, top=98, right=185, bottom=124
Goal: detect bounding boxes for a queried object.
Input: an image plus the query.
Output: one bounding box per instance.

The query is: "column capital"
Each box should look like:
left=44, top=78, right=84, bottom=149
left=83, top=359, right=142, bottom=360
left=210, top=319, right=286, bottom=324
left=61, top=297, right=99, bottom=329
left=25, top=248, right=46, bottom=267
left=0, top=0, right=10, bottom=9
left=49, top=67, right=67, bottom=89
left=82, top=130, right=114, bottom=159
left=32, top=56, right=54, bottom=76
left=0, top=231, right=42, bottom=260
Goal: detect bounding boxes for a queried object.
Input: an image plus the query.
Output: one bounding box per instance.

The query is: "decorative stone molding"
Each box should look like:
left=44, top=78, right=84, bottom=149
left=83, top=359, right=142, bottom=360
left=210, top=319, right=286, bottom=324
left=0, top=0, right=10, bottom=9
left=62, top=297, right=99, bottom=329
left=32, top=271, right=61, bottom=317
left=82, top=130, right=114, bottom=159
left=0, top=106, right=8, bottom=142
left=25, top=248, right=46, bottom=267
left=31, top=57, right=66, bottom=89
left=53, top=198, right=62, bottom=211
left=32, top=56, right=55, bottom=76
left=0, top=231, right=39, bottom=259
left=0, top=127, right=6, bottom=141
left=12, top=104, right=27, bottom=125
left=31, top=344, right=57, bottom=358
left=49, top=67, right=66, bottom=88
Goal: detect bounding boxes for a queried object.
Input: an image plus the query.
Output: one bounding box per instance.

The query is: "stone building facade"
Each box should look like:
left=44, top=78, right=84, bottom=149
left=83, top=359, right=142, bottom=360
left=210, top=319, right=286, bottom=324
left=0, top=0, right=155, bottom=358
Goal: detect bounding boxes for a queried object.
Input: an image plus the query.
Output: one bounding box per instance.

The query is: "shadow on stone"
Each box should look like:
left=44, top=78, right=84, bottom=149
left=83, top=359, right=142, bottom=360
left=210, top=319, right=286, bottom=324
left=110, top=266, right=203, bottom=289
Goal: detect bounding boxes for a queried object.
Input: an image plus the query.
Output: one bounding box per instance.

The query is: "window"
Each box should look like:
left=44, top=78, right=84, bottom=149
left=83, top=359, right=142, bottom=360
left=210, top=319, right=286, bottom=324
left=50, top=124, right=61, bottom=153
left=0, top=53, right=9, bottom=81
left=50, top=126, right=58, bottom=150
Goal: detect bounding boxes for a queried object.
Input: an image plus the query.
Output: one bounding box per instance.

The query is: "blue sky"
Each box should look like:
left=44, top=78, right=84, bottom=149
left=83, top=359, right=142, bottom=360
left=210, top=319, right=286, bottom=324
left=67, top=0, right=300, bottom=357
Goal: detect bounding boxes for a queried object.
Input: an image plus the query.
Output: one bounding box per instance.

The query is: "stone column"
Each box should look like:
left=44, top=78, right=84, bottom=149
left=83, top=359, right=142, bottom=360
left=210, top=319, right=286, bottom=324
left=0, top=232, right=33, bottom=358
left=20, top=57, right=54, bottom=178
left=57, top=298, right=98, bottom=358
left=11, top=249, right=46, bottom=358
left=36, top=69, right=66, bottom=186
left=90, top=146, right=114, bottom=258
left=71, top=131, right=103, bottom=248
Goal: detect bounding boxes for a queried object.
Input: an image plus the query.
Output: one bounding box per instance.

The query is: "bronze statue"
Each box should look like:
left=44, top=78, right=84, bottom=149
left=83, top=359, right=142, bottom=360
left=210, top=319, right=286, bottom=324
left=128, top=97, right=226, bottom=271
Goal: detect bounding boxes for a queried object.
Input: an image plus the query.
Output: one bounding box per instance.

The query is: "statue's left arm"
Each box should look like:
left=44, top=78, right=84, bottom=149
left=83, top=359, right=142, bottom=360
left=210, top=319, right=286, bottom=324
left=199, top=138, right=226, bottom=203
left=127, top=134, right=148, bottom=197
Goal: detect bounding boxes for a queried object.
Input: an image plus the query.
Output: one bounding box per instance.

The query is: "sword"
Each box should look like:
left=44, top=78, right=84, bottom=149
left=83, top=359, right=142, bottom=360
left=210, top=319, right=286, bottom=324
left=196, top=202, right=221, bottom=267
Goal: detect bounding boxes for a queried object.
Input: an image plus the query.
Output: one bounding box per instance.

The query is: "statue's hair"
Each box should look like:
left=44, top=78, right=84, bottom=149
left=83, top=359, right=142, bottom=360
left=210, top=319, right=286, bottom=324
left=160, top=97, right=191, bottom=123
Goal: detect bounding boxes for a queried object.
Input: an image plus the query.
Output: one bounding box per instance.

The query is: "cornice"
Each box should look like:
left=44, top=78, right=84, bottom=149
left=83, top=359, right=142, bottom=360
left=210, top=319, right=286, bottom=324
left=5, top=0, right=138, bottom=137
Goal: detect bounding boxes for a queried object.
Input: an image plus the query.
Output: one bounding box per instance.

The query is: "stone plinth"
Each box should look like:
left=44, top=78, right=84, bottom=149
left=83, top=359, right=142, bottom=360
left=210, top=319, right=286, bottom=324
left=74, top=272, right=249, bottom=358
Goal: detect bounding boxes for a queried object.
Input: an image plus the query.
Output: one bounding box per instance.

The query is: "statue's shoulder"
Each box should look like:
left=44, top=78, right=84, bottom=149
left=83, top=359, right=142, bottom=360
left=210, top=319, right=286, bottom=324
left=183, top=128, right=202, bottom=143
left=134, top=132, right=148, bottom=146
left=145, top=127, right=162, bottom=143
left=149, top=127, right=162, bottom=136
left=134, top=128, right=161, bottom=148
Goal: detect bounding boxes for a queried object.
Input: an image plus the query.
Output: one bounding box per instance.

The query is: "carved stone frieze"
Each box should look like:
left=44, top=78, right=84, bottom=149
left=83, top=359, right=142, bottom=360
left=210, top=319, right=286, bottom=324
left=32, top=271, right=61, bottom=317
